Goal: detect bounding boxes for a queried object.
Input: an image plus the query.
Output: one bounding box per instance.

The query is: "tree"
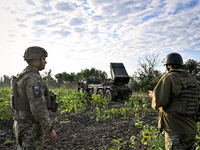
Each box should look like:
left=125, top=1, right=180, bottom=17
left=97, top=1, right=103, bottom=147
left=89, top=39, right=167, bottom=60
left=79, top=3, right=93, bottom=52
left=61, top=72, right=75, bottom=83
left=137, top=54, right=160, bottom=80
left=55, top=73, right=63, bottom=84
left=184, top=59, right=197, bottom=73
left=42, top=69, right=57, bottom=88
left=79, top=68, right=108, bottom=79
left=0, top=75, right=12, bottom=87
left=184, top=59, right=200, bottom=82
left=129, top=54, right=163, bottom=92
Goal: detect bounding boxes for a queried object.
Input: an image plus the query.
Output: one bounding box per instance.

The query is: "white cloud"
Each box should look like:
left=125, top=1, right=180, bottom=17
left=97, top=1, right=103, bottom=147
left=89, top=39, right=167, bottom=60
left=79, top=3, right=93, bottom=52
left=26, top=0, right=35, bottom=6
left=0, top=0, right=200, bottom=78
left=74, top=27, right=85, bottom=33
left=69, top=17, right=85, bottom=26
left=55, top=2, right=76, bottom=12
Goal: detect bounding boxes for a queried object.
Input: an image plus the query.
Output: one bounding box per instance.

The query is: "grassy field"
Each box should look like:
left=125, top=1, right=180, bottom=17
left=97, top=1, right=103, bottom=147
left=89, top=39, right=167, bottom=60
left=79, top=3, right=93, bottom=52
left=0, top=87, right=200, bottom=149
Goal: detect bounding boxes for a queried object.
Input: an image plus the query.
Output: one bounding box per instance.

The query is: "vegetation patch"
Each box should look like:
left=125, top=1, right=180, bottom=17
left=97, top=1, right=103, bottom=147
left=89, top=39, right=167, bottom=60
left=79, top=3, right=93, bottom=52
left=0, top=88, right=200, bottom=149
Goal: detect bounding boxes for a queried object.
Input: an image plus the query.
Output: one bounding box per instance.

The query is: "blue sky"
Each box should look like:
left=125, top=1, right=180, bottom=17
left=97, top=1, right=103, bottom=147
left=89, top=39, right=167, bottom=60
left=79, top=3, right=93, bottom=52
left=0, top=0, right=200, bottom=78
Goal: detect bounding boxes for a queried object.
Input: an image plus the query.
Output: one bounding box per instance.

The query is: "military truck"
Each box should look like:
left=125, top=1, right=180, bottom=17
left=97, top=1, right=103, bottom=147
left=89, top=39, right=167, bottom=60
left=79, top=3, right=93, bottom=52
left=77, top=63, right=132, bottom=101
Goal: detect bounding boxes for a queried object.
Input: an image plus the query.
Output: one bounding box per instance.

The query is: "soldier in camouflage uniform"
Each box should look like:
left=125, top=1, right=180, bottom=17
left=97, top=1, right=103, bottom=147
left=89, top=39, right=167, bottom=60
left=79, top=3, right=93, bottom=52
left=149, top=53, right=199, bottom=150
left=11, top=46, right=57, bottom=150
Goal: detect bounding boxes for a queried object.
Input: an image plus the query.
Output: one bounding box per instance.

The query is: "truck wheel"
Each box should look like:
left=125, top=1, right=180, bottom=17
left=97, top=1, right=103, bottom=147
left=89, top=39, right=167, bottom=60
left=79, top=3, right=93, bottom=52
left=89, top=89, right=93, bottom=97
left=98, top=89, right=104, bottom=97
left=79, top=88, right=85, bottom=93
left=105, top=89, right=113, bottom=101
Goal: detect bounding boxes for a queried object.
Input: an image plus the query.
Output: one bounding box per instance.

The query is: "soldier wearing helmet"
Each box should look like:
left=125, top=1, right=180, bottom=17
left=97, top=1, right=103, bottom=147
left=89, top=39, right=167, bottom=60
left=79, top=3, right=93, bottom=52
left=23, top=46, right=48, bottom=71
left=148, top=53, right=199, bottom=149
left=11, top=46, right=57, bottom=150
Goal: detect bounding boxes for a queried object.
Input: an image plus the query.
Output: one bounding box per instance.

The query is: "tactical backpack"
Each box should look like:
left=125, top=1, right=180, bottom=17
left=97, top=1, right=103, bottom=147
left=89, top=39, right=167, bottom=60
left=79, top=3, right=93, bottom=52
left=10, top=71, right=31, bottom=111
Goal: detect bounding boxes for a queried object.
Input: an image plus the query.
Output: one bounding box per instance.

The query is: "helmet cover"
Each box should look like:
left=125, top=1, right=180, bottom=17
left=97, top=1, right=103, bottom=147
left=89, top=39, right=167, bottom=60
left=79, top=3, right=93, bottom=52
left=23, top=46, right=48, bottom=60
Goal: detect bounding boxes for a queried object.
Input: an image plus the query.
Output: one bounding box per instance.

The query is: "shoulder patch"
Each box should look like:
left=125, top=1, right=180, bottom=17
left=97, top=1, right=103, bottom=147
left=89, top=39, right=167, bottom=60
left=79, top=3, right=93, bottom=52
left=33, top=85, right=41, bottom=98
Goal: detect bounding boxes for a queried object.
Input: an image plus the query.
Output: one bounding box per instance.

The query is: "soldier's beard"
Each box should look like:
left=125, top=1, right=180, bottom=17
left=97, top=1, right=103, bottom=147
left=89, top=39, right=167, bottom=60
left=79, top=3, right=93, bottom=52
left=30, top=58, right=44, bottom=71
left=38, top=58, right=45, bottom=71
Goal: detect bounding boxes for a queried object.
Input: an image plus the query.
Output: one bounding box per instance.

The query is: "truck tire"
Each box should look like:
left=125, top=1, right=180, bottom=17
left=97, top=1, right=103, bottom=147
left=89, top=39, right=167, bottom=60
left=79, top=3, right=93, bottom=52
left=89, top=89, right=93, bottom=97
left=98, top=89, right=104, bottom=97
left=79, top=88, right=85, bottom=93
left=105, top=89, right=113, bottom=101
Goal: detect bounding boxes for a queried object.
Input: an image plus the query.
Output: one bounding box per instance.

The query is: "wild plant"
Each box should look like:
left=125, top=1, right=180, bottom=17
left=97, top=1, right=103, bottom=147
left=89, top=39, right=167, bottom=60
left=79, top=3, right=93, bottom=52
left=0, top=87, right=12, bottom=120
left=129, top=135, right=138, bottom=149
left=139, top=124, right=165, bottom=150
left=195, top=122, right=200, bottom=149
left=59, top=90, right=89, bottom=115
left=91, top=93, right=109, bottom=108
left=95, top=107, right=106, bottom=121
left=109, top=138, right=124, bottom=150
left=4, top=139, right=12, bottom=145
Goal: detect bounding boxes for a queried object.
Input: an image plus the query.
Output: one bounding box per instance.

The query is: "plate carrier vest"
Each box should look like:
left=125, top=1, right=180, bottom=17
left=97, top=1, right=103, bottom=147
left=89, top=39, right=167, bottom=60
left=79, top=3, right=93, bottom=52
left=163, top=72, right=200, bottom=120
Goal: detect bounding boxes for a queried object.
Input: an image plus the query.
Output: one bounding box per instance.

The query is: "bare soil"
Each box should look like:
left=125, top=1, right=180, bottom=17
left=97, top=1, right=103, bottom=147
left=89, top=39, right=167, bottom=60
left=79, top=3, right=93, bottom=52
left=0, top=98, right=159, bottom=150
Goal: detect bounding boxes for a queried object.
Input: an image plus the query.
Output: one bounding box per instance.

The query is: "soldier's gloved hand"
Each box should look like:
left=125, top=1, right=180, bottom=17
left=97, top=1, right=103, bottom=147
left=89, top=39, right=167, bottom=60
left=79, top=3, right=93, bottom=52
left=47, top=129, right=57, bottom=142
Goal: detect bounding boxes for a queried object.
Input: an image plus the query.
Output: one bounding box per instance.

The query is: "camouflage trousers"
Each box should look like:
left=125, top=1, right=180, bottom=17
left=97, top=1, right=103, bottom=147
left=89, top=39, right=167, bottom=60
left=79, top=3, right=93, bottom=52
left=165, top=131, right=196, bottom=150
left=13, top=120, right=44, bottom=150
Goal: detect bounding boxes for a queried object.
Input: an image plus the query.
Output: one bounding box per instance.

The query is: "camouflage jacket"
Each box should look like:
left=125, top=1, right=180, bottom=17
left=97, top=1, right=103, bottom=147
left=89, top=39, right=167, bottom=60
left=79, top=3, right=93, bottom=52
left=12, top=66, right=53, bottom=134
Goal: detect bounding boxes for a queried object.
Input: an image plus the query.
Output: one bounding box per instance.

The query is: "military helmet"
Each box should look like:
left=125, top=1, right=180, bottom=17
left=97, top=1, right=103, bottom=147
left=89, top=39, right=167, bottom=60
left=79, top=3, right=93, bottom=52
left=23, top=46, right=48, bottom=60
left=164, top=52, right=183, bottom=66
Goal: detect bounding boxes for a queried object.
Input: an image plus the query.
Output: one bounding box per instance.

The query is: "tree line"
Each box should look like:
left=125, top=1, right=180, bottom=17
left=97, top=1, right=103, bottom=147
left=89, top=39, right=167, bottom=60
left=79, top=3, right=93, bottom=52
left=1, top=54, right=199, bottom=92
left=0, top=68, right=108, bottom=89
